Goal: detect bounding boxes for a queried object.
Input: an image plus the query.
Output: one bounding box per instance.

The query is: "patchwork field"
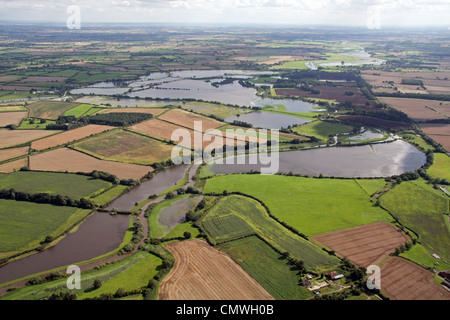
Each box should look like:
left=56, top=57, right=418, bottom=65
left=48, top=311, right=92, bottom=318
left=0, top=112, right=28, bottom=127
left=0, top=171, right=111, bottom=199
left=158, top=108, right=223, bottom=132
left=31, top=125, right=115, bottom=151
left=0, top=147, right=29, bottom=163
left=199, top=195, right=340, bottom=271
left=0, top=199, right=90, bottom=253
left=380, top=181, right=450, bottom=261
left=419, top=123, right=450, bottom=152
left=29, top=148, right=153, bottom=180
left=159, top=239, right=274, bottom=300
left=204, top=175, right=393, bottom=237
left=379, top=257, right=450, bottom=300
left=378, top=97, right=448, bottom=121
left=312, top=222, right=408, bottom=268
left=74, top=129, right=174, bottom=165
left=27, top=101, right=81, bottom=120
left=0, top=129, right=60, bottom=149
left=218, top=236, right=313, bottom=300
left=0, top=158, right=28, bottom=173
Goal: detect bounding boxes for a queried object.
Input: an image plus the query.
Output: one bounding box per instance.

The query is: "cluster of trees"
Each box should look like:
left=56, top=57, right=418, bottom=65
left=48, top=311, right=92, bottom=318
left=0, top=188, right=96, bottom=209
left=232, top=120, right=253, bottom=128
left=82, top=112, right=154, bottom=127
left=119, top=220, right=144, bottom=255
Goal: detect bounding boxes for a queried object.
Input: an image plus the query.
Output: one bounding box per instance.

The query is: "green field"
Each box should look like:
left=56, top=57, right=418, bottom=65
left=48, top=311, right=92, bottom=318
left=17, top=118, right=56, bottom=130
left=0, top=171, right=111, bottom=199
left=380, top=181, right=450, bottom=260
left=204, top=175, right=393, bottom=236
left=200, top=195, right=340, bottom=271
left=292, top=120, right=354, bottom=142
left=218, top=236, right=313, bottom=300
left=400, top=133, right=435, bottom=152
left=427, top=153, right=450, bottom=182
left=63, top=104, right=99, bottom=118
left=355, top=179, right=387, bottom=196
left=74, top=129, right=174, bottom=165
left=27, top=101, right=81, bottom=120
left=270, top=60, right=313, bottom=70
left=0, top=199, right=90, bottom=253
left=91, top=185, right=129, bottom=207
left=400, top=243, right=450, bottom=271
left=0, top=250, right=162, bottom=300
left=179, top=101, right=251, bottom=119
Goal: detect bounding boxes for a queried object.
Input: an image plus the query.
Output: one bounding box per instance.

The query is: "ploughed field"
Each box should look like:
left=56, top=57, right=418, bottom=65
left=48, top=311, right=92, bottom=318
left=158, top=239, right=274, bottom=300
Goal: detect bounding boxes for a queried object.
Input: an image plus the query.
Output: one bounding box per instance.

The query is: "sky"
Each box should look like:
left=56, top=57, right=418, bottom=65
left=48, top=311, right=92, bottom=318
left=0, top=0, right=449, bottom=28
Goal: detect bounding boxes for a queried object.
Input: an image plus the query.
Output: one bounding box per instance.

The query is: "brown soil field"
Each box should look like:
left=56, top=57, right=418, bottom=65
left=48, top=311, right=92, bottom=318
left=312, top=222, right=408, bottom=268
left=0, top=86, right=35, bottom=91
left=379, top=257, right=450, bottom=300
left=159, top=240, right=274, bottom=300
left=275, top=86, right=372, bottom=107
left=430, top=102, right=450, bottom=117
left=98, top=107, right=166, bottom=117
left=0, top=111, right=28, bottom=127
left=427, top=86, right=450, bottom=95
left=158, top=109, right=223, bottom=132
left=338, top=115, right=412, bottom=130
left=29, top=148, right=152, bottom=180
left=420, top=123, right=450, bottom=152
left=31, top=124, right=115, bottom=151
left=0, top=129, right=60, bottom=149
left=0, top=147, right=29, bottom=163
left=378, top=97, right=447, bottom=121
left=0, top=158, right=28, bottom=173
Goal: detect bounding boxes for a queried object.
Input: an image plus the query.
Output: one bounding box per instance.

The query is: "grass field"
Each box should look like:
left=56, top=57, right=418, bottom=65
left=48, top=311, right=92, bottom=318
left=0, top=199, right=90, bottom=253
left=218, top=236, right=313, bottom=300
left=380, top=181, right=450, bottom=260
left=27, top=101, right=81, bottom=120
left=355, top=179, right=387, bottom=197
left=63, top=104, right=99, bottom=118
left=400, top=243, right=450, bottom=271
left=0, top=171, right=111, bottom=199
left=291, top=120, right=354, bottom=142
left=400, top=133, right=435, bottom=152
left=200, top=195, right=340, bottom=271
left=74, top=129, right=174, bottom=165
left=204, top=175, right=393, bottom=237
left=17, top=118, right=57, bottom=130
left=91, top=185, right=129, bottom=207
left=427, top=153, right=450, bottom=182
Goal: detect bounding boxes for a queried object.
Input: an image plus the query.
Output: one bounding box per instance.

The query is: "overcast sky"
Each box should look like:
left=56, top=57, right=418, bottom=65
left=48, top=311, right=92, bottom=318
left=0, top=0, right=449, bottom=27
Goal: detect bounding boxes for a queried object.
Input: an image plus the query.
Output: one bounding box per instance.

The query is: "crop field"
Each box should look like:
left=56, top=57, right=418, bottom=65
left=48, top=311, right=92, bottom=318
left=31, top=125, right=115, bottom=151
left=74, top=129, right=174, bottom=165
left=63, top=104, right=100, bottom=118
left=200, top=195, right=340, bottom=271
left=158, top=108, right=223, bottom=132
left=29, top=148, right=153, bottom=180
left=379, top=257, right=450, bottom=300
left=0, top=129, right=59, bottom=149
left=0, top=199, right=89, bottom=253
left=179, top=101, right=251, bottom=119
left=27, top=101, right=81, bottom=120
left=218, top=236, right=313, bottom=300
left=0, top=105, right=27, bottom=112
left=0, top=111, right=28, bottom=127
left=427, top=153, right=450, bottom=182
left=378, top=97, right=448, bottom=121
left=0, top=171, right=111, bottom=199
left=380, top=181, right=450, bottom=261
left=292, top=120, right=354, bottom=142
left=159, top=239, right=274, bottom=300
left=204, top=175, right=393, bottom=237
left=91, top=185, right=129, bottom=207
left=312, top=222, right=408, bottom=268
left=0, top=158, right=28, bottom=173
left=0, top=147, right=29, bottom=163
left=419, top=123, right=450, bottom=152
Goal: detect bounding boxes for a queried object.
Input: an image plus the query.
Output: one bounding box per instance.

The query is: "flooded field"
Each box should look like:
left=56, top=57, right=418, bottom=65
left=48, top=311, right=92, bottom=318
left=225, top=111, right=311, bottom=129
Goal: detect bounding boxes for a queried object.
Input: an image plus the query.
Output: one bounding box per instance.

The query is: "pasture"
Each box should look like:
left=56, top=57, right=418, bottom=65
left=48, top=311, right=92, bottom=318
left=27, top=101, right=81, bottom=120
left=292, top=120, right=354, bottom=142
left=427, top=153, right=450, bottom=182
left=204, top=175, right=393, bottom=236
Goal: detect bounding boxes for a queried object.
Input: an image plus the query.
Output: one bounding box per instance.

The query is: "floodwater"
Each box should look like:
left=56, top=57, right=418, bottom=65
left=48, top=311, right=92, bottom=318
left=0, top=164, right=190, bottom=285
left=225, top=111, right=311, bottom=129
left=70, top=70, right=320, bottom=112
left=209, top=140, right=426, bottom=178
left=106, top=164, right=189, bottom=212
left=158, top=196, right=203, bottom=233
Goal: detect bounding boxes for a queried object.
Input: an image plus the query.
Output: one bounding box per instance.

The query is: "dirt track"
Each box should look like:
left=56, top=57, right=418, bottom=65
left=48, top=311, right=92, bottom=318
left=159, top=239, right=274, bottom=300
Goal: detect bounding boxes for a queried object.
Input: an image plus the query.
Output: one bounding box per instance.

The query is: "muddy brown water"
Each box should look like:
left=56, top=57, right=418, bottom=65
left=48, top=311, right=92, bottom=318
left=0, top=164, right=189, bottom=286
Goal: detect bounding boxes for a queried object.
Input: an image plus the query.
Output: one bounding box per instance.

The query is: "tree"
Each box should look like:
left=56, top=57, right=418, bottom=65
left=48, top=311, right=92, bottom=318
left=183, top=231, right=192, bottom=239
left=93, top=279, right=102, bottom=289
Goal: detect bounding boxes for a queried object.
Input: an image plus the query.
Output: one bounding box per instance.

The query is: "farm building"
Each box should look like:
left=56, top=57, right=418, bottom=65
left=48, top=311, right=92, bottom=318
left=326, top=272, right=344, bottom=280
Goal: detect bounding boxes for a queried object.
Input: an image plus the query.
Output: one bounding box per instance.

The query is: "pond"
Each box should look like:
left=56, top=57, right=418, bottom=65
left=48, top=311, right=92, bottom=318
left=225, top=111, right=311, bottom=130
left=208, top=140, right=426, bottom=178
